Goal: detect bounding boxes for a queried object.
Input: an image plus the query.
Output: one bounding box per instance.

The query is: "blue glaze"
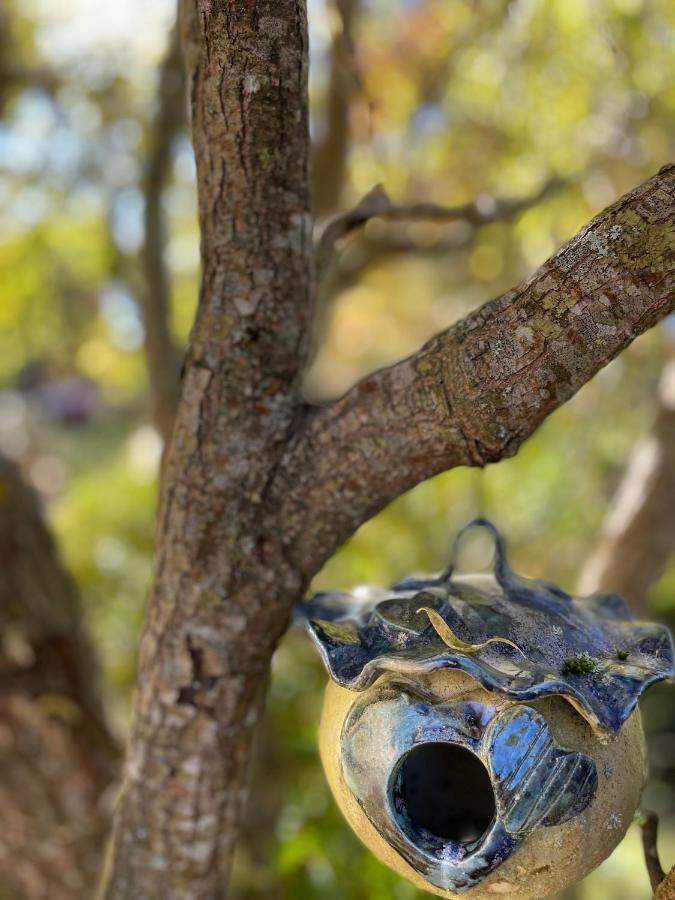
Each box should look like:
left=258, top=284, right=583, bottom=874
left=300, top=520, right=674, bottom=732
left=340, top=679, right=597, bottom=891
left=302, top=522, right=673, bottom=889
left=485, top=706, right=597, bottom=833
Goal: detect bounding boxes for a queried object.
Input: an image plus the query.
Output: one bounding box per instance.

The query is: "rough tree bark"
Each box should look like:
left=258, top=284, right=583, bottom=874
left=657, top=869, right=675, bottom=900
left=579, top=356, right=675, bottom=615
left=0, top=455, right=118, bottom=899
left=100, top=2, right=313, bottom=896
left=97, top=3, right=675, bottom=896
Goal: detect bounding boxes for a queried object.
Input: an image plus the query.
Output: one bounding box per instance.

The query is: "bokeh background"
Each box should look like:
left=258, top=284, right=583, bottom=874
left=0, top=0, right=674, bottom=897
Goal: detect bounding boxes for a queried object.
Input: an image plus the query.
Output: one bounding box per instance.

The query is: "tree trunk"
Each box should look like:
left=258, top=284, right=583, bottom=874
left=0, top=455, right=118, bottom=899
left=97, top=3, right=674, bottom=894
left=99, top=2, right=312, bottom=896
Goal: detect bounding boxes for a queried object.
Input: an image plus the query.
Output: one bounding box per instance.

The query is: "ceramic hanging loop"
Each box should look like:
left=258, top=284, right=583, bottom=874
left=439, top=517, right=512, bottom=586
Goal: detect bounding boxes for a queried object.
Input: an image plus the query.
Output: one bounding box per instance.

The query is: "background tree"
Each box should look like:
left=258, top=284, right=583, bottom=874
left=0, top=0, right=674, bottom=898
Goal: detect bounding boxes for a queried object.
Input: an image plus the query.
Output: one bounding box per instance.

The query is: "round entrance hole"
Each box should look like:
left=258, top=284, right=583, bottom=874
left=393, top=743, right=495, bottom=845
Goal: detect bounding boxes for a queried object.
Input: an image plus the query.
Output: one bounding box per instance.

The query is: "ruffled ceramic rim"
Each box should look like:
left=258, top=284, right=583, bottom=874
left=301, top=520, right=675, bottom=734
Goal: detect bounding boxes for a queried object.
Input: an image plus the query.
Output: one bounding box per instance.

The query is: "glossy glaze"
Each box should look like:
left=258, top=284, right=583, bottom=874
left=299, top=520, right=674, bottom=893
left=301, top=520, right=674, bottom=732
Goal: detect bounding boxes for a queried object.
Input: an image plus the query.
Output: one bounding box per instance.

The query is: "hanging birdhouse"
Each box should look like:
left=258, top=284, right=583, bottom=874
left=299, top=521, right=674, bottom=899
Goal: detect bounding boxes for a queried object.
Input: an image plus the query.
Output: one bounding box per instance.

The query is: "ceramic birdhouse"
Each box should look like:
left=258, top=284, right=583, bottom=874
left=299, top=521, right=674, bottom=899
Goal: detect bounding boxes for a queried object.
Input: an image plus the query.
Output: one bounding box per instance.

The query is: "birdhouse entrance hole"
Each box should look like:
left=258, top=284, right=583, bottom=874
left=392, top=743, right=495, bottom=846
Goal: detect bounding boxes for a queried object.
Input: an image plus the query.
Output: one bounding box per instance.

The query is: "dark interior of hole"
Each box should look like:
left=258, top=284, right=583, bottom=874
left=395, top=744, right=495, bottom=844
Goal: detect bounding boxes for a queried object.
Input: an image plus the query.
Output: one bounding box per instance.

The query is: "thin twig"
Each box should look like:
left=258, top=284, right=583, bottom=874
left=642, top=811, right=667, bottom=893
left=315, top=176, right=566, bottom=282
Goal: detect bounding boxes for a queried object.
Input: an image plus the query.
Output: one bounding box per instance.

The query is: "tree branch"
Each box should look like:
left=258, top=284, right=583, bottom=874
left=315, top=177, right=566, bottom=282
left=642, top=812, right=667, bottom=892
left=309, top=178, right=568, bottom=354
left=277, top=164, right=675, bottom=577
left=139, top=16, right=185, bottom=445
left=312, top=0, right=360, bottom=217
left=640, top=811, right=675, bottom=899
left=578, top=354, right=675, bottom=614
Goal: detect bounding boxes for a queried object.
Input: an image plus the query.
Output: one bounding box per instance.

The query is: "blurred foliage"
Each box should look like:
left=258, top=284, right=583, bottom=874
left=0, top=0, right=673, bottom=897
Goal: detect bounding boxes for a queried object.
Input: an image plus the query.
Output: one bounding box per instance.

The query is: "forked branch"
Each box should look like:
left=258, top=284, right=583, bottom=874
left=277, top=164, right=675, bottom=576
left=315, top=177, right=566, bottom=281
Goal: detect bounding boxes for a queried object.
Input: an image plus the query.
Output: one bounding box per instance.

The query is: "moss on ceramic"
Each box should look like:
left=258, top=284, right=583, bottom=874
left=560, top=654, right=597, bottom=675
